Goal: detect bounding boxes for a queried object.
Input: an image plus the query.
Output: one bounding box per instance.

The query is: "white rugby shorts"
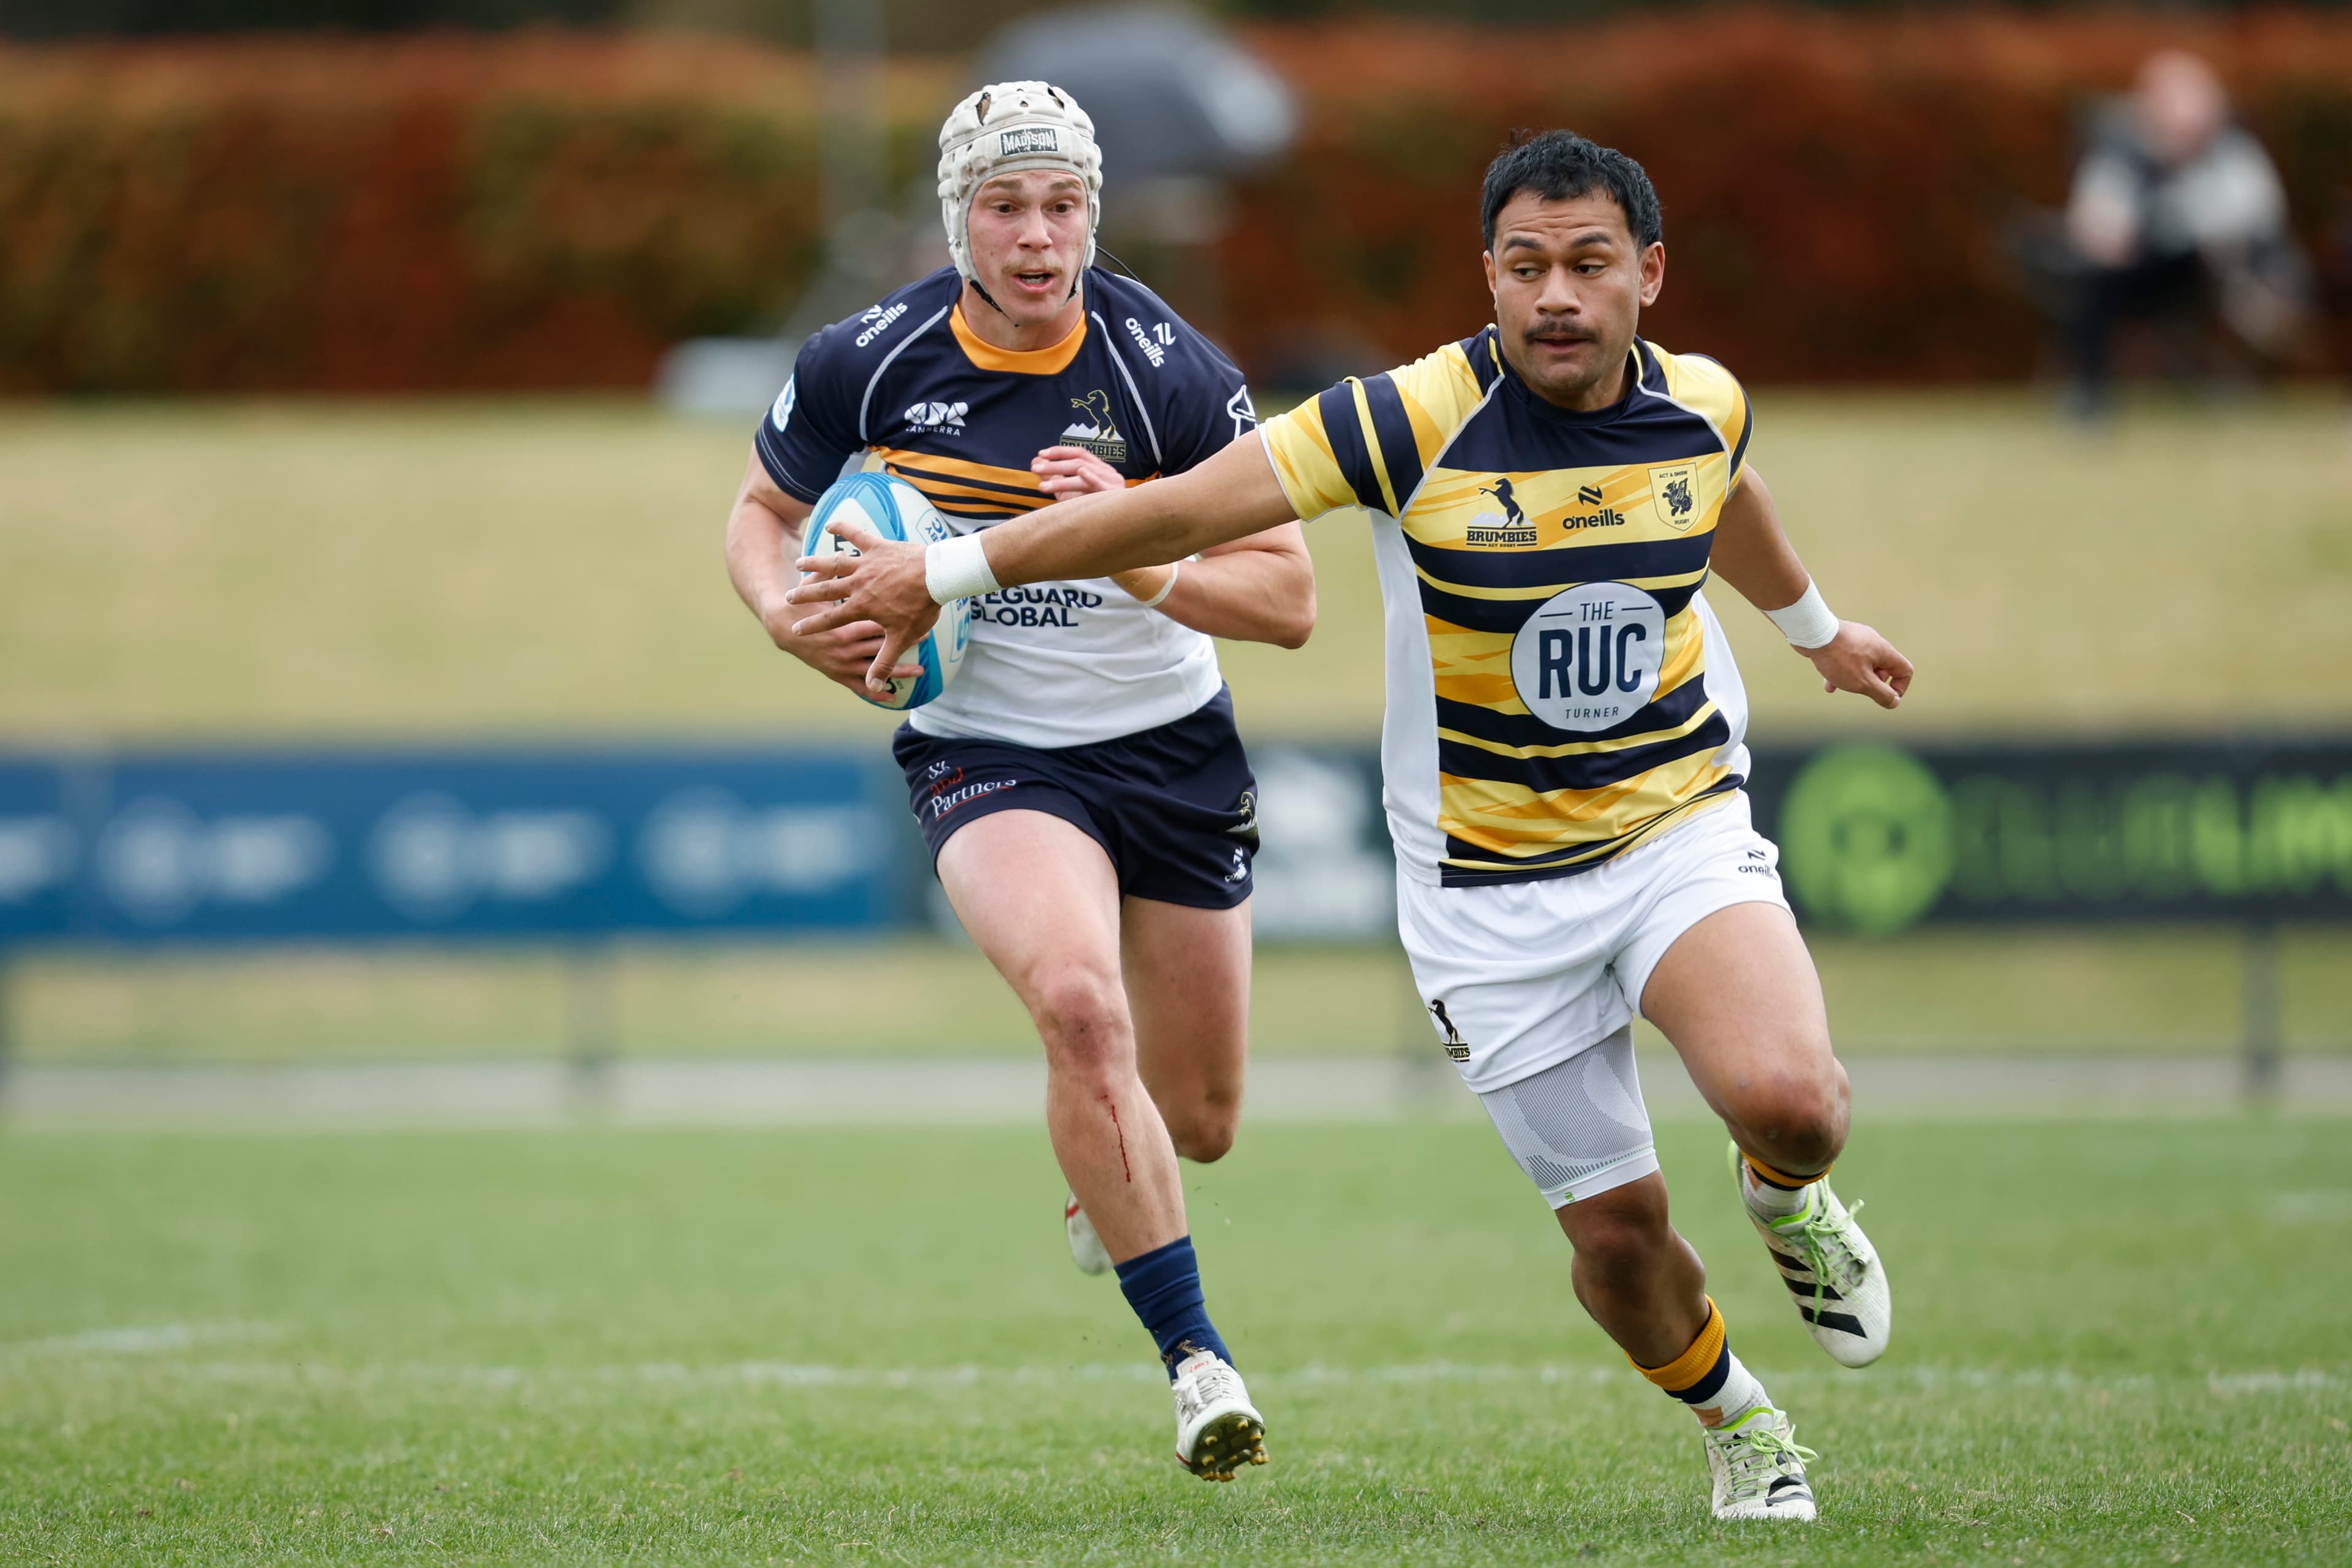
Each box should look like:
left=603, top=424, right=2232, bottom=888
left=1399, top=793, right=1791, bottom=1097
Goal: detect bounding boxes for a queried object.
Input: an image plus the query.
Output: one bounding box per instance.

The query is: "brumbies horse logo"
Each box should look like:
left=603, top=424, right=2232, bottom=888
left=1479, top=478, right=1528, bottom=527
left=1466, top=477, right=1539, bottom=547
left=1060, top=389, right=1128, bottom=462
left=1428, top=1000, right=1471, bottom=1063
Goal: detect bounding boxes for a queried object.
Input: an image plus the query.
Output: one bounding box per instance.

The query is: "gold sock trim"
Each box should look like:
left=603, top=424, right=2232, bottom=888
left=1744, top=1153, right=1828, bottom=1191
left=1631, top=1298, right=1725, bottom=1393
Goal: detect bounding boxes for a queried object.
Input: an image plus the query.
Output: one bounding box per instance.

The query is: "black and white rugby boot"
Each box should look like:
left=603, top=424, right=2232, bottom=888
left=1730, top=1141, right=1892, bottom=1368
left=1703, top=1406, right=1819, bottom=1521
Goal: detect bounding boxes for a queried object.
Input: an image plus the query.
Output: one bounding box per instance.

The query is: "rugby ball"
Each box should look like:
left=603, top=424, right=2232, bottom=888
left=802, top=470, right=970, bottom=710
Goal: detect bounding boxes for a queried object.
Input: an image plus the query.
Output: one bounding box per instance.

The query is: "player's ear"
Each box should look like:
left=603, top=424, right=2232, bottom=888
left=1481, top=249, right=1498, bottom=301
left=1638, top=242, right=1666, bottom=307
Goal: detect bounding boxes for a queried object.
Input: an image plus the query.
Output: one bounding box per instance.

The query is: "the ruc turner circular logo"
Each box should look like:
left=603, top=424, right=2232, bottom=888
left=1777, top=744, right=1953, bottom=935
left=1509, top=582, right=1665, bottom=733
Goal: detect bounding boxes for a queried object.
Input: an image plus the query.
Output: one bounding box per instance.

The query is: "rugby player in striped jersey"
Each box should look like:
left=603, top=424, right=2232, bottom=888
left=791, top=130, right=1915, bottom=1523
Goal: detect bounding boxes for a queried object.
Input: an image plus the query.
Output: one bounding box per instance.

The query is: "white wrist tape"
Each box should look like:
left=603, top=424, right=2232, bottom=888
left=925, top=533, right=1000, bottom=605
left=1137, top=560, right=1179, bottom=608
left=1765, top=581, right=1840, bottom=649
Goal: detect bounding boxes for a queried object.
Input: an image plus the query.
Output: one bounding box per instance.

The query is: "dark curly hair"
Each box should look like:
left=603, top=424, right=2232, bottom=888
left=1480, top=130, right=1663, bottom=251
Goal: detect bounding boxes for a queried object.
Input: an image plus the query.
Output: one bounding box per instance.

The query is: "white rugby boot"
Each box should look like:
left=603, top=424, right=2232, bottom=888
left=1169, top=1349, right=1267, bottom=1481
left=1703, top=1406, right=1819, bottom=1521
left=1063, top=1194, right=1114, bottom=1276
left=1730, top=1143, right=1893, bottom=1368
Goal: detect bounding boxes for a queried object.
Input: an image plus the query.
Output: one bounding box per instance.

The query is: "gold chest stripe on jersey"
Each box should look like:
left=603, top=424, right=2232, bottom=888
left=1437, top=695, right=1719, bottom=762
left=1442, top=774, right=1659, bottom=838
left=889, top=474, right=1052, bottom=514
left=1440, top=752, right=1732, bottom=837
left=1440, top=789, right=1740, bottom=873
left=884, top=472, right=1163, bottom=522
left=875, top=445, right=1047, bottom=493
left=1411, top=562, right=1710, bottom=603
left=1429, top=674, right=1518, bottom=709
left=878, top=446, right=1160, bottom=495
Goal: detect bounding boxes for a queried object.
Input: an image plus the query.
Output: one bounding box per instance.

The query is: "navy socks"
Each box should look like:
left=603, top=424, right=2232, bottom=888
left=1114, top=1235, right=1232, bottom=1379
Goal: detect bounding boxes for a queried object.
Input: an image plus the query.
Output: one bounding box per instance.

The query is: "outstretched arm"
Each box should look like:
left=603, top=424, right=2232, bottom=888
left=788, top=435, right=1302, bottom=694
left=1029, top=443, right=1314, bottom=649
left=1711, top=467, right=1913, bottom=710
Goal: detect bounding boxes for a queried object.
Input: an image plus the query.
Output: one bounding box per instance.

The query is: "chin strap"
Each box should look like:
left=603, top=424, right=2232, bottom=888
left=968, top=279, right=1014, bottom=320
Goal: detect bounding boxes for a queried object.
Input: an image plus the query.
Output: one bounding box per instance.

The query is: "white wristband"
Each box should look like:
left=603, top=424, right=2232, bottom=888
left=925, top=533, right=1000, bottom=605
left=1765, top=581, right=1841, bottom=649
left=1136, top=560, right=1180, bottom=609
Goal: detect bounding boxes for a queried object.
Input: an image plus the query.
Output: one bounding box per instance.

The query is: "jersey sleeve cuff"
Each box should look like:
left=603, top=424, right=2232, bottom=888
left=753, top=427, right=831, bottom=505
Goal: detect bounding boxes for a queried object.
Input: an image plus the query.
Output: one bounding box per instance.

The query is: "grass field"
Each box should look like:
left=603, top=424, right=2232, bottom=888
left=14, top=925, right=2352, bottom=1062
left=4, top=1117, right=2348, bottom=1564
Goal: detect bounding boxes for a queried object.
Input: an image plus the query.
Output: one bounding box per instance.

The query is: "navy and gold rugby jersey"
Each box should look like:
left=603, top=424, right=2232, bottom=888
left=1261, top=328, right=1756, bottom=887
left=758, top=266, right=1258, bottom=749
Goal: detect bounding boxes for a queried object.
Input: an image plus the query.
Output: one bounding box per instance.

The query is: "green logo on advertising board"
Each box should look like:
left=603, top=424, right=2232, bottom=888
left=1778, top=745, right=1954, bottom=935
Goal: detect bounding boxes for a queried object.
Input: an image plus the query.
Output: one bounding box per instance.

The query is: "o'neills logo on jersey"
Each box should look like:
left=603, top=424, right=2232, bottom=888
left=1125, top=316, right=1172, bottom=368
left=854, top=302, right=907, bottom=347
left=1559, top=480, right=1626, bottom=532
left=1059, top=389, right=1127, bottom=462
left=999, top=127, right=1059, bottom=157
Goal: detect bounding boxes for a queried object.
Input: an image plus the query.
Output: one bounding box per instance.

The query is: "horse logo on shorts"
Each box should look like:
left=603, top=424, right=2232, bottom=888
left=1428, top=1000, right=1471, bottom=1063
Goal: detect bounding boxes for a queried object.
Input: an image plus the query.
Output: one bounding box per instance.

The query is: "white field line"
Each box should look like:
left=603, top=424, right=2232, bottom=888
left=4, top=1320, right=284, bottom=1357
left=9, top=1053, right=2352, bottom=1128
left=3, top=1347, right=2339, bottom=1398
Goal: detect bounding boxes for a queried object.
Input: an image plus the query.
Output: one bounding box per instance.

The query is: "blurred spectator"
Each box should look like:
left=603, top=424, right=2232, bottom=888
left=2015, top=50, right=2316, bottom=420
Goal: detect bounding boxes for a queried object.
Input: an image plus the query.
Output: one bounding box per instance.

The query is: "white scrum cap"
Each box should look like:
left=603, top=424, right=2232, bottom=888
left=936, top=80, right=1103, bottom=283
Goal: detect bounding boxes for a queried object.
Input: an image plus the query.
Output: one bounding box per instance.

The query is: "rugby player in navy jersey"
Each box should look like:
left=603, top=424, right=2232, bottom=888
left=725, top=82, right=1309, bottom=1481
left=794, top=130, right=1916, bottom=1523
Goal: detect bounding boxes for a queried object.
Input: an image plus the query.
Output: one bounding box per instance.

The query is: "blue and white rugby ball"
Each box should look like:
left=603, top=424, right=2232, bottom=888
left=803, top=470, right=970, bottom=710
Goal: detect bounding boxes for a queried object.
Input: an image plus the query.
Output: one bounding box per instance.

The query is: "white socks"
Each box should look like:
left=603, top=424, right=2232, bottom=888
left=1742, top=1164, right=1814, bottom=1219
left=1695, top=1350, right=1772, bottom=1430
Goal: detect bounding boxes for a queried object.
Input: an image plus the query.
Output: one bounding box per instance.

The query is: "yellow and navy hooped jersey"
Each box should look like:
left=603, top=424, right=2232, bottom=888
left=1260, top=328, right=1756, bottom=887
left=758, top=266, right=1260, bottom=750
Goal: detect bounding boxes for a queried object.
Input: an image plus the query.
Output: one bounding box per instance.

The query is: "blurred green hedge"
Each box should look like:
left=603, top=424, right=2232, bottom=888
left=1, top=18, right=2345, bottom=393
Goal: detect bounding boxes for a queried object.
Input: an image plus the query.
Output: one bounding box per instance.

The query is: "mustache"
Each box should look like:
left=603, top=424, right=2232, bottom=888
left=1523, top=324, right=1597, bottom=343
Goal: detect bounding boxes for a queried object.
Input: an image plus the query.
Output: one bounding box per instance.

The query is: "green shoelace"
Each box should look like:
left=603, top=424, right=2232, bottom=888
left=1775, top=1196, right=1866, bottom=1316
left=1731, top=1141, right=1868, bottom=1318
left=1716, top=1409, right=1819, bottom=1494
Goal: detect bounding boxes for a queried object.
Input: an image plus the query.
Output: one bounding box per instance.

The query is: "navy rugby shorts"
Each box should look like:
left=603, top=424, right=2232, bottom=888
left=892, top=687, right=1259, bottom=910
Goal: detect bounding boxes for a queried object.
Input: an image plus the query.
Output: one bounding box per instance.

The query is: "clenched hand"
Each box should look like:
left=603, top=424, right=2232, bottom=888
left=788, top=518, right=940, bottom=696
left=1801, top=622, right=1913, bottom=709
